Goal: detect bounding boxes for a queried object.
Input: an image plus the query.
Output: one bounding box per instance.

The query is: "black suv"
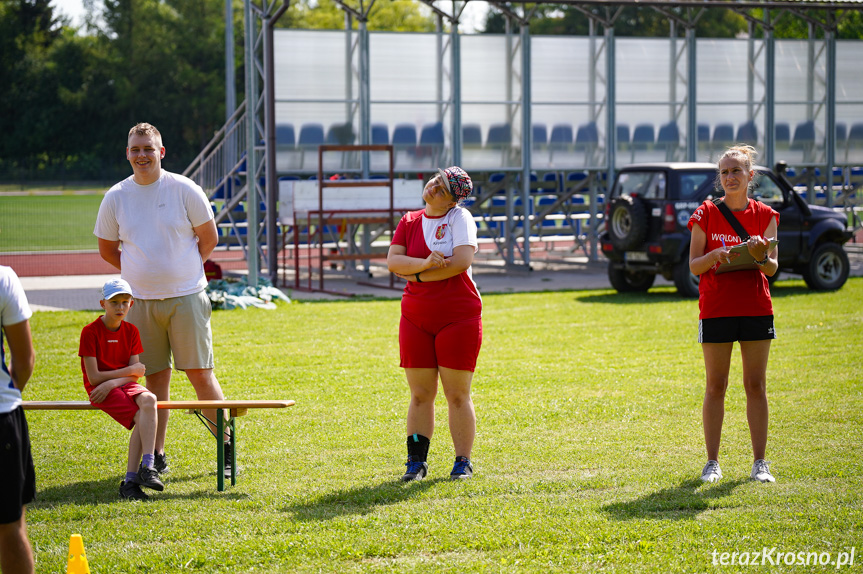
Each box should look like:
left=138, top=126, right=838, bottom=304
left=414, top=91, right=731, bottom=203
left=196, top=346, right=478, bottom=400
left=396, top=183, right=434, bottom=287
left=600, top=162, right=854, bottom=297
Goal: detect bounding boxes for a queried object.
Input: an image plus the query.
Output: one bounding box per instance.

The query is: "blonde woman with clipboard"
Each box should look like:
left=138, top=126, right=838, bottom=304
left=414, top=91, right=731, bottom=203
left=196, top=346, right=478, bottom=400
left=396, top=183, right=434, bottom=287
left=687, top=144, right=779, bottom=484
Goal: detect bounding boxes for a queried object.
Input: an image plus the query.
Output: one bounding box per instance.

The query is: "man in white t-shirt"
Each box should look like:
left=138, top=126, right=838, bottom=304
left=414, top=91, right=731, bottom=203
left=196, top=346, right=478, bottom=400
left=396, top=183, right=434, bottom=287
left=0, top=265, right=36, bottom=574
left=95, top=123, right=231, bottom=477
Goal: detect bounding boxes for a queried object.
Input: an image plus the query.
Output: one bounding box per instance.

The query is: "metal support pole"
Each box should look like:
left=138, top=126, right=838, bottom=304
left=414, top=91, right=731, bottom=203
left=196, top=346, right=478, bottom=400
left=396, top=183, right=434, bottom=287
left=244, top=0, right=259, bottom=287
left=226, top=0, right=236, bottom=122
left=521, top=22, right=531, bottom=269
left=825, top=29, right=836, bottom=207
left=360, top=21, right=371, bottom=178
left=765, top=13, right=776, bottom=168
left=686, top=25, right=697, bottom=162
left=604, top=23, right=616, bottom=263
left=451, top=20, right=462, bottom=166
left=264, top=15, right=278, bottom=283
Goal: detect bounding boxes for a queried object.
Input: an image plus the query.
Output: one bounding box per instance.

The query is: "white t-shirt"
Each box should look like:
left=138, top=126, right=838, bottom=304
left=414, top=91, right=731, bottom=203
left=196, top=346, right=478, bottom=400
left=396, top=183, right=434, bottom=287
left=94, top=171, right=214, bottom=299
left=0, top=266, right=33, bottom=413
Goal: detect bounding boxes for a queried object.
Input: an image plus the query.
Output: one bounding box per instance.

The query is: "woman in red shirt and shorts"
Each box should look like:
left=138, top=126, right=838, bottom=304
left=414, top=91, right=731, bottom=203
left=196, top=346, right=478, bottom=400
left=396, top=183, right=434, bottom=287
left=387, top=166, right=481, bottom=482
left=688, top=145, right=779, bottom=484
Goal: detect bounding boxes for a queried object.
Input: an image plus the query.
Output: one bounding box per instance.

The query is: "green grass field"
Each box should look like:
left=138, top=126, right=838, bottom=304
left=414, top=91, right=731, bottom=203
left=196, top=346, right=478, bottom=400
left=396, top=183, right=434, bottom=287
left=22, top=280, right=863, bottom=572
left=0, top=194, right=104, bottom=252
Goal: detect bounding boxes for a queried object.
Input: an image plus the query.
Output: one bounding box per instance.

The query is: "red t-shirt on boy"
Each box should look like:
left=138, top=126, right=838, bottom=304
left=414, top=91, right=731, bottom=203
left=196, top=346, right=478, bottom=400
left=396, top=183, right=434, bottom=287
left=79, top=318, right=144, bottom=395
left=687, top=198, right=779, bottom=320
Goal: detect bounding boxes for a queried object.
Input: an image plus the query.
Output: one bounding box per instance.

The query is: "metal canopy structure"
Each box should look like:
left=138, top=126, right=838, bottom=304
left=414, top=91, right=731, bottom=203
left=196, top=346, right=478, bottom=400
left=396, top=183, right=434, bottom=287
left=205, top=0, right=863, bottom=281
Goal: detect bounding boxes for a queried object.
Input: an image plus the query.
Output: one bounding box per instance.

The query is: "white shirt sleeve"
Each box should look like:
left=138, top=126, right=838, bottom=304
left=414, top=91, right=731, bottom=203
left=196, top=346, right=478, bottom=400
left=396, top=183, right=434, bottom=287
left=94, top=186, right=121, bottom=241
left=450, top=206, right=478, bottom=252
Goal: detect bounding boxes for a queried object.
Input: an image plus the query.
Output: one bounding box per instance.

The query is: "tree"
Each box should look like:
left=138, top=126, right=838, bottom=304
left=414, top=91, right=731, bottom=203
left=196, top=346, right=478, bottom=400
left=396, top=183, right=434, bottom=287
left=484, top=5, right=748, bottom=38
left=278, top=0, right=435, bottom=32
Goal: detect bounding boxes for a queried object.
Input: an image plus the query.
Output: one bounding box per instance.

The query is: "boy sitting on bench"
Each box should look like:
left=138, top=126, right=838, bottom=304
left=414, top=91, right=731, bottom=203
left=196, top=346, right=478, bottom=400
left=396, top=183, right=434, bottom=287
left=79, top=279, right=164, bottom=500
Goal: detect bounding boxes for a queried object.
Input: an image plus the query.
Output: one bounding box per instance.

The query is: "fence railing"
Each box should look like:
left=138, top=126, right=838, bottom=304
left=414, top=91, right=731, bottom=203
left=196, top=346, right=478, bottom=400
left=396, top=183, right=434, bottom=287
left=183, top=101, right=248, bottom=196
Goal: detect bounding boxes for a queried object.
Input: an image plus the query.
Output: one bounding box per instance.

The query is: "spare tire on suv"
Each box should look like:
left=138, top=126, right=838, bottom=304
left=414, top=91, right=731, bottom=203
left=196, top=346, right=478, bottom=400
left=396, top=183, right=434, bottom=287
left=608, top=194, right=649, bottom=250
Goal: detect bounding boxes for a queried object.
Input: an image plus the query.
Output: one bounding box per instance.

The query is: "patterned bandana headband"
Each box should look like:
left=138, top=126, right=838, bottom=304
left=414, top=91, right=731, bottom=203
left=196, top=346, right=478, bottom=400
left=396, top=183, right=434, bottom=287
left=438, top=166, right=473, bottom=201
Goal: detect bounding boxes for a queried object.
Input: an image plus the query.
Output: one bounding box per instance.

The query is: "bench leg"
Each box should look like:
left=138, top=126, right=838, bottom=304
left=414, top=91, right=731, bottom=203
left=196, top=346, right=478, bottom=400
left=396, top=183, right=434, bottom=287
left=217, top=410, right=225, bottom=491
left=229, top=415, right=236, bottom=487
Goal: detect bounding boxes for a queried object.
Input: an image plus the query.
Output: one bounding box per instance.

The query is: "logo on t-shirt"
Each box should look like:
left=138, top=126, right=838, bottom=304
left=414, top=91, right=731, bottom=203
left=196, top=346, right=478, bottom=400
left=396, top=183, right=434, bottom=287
left=435, top=224, right=448, bottom=240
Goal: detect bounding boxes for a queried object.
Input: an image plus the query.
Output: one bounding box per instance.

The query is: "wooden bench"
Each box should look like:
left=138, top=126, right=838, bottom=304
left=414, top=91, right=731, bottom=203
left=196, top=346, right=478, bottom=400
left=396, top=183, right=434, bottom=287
left=22, top=400, right=295, bottom=491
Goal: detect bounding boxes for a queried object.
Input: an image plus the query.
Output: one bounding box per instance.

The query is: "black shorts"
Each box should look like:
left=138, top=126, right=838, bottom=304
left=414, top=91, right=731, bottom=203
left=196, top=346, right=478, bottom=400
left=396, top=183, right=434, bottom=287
left=699, top=315, right=777, bottom=344
left=0, top=407, right=36, bottom=524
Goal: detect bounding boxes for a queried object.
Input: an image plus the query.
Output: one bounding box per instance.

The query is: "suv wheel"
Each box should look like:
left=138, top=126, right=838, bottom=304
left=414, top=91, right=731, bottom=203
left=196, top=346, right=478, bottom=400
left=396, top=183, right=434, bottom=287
left=608, top=263, right=656, bottom=292
left=608, top=195, right=648, bottom=251
left=802, top=243, right=850, bottom=291
left=673, top=259, right=700, bottom=298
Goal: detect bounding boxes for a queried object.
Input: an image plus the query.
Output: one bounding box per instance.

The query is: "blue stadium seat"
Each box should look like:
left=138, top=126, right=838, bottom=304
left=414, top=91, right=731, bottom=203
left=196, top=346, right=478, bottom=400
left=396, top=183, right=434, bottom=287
left=325, top=122, right=355, bottom=145
left=657, top=122, right=680, bottom=148
left=775, top=122, right=791, bottom=146
left=486, top=123, right=511, bottom=148
left=418, top=122, right=445, bottom=166
left=697, top=124, right=710, bottom=144
left=712, top=123, right=734, bottom=146
left=791, top=121, right=816, bottom=162
left=575, top=121, right=599, bottom=149
left=392, top=124, right=417, bottom=147
left=276, top=124, right=295, bottom=147
left=736, top=120, right=758, bottom=145
left=419, top=122, right=444, bottom=147
left=549, top=124, right=574, bottom=149
left=616, top=124, right=631, bottom=151
left=632, top=124, right=655, bottom=150
left=298, top=123, right=325, bottom=147
left=371, top=123, right=389, bottom=145
left=836, top=122, right=847, bottom=143
left=533, top=124, right=548, bottom=148
left=463, top=124, right=482, bottom=147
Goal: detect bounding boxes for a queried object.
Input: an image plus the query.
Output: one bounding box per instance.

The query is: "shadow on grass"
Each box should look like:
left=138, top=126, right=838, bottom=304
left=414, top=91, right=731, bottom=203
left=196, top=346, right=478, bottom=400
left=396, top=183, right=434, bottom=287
left=284, top=477, right=447, bottom=521
left=602, top=477, right=746, bottom=521
left=32, top=472, right=249, bottom=506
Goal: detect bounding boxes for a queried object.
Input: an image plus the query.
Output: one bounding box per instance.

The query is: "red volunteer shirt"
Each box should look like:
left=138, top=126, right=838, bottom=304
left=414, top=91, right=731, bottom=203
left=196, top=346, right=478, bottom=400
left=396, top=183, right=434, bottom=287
left=392, top=207, right=482, bottom=320
left=687, top=198, right=779, bottom=320
left=79, top=318, right=143, bottom=394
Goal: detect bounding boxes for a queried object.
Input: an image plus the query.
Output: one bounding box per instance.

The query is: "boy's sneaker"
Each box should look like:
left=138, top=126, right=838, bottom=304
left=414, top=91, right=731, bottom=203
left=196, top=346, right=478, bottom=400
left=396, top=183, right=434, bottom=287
left=401, top=457, right=428, bottom=482
left=700, top=460, right=722, bottom=483
left=134, top=466, right=165, bottom=491
left=119, top=481, right=149, bottom=501
left=750, top=459, right=776, bottom=483
left=223, top=442, right=234, bottom=478
left=154, top=452, right=169, bottom=475
left=450, top=456, right=473, bottom=480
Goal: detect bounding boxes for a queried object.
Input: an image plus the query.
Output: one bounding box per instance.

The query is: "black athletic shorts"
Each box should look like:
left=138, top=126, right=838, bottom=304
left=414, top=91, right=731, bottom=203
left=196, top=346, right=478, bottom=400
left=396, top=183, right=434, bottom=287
left=0, top=406, right=36, bottom=524
left=699, top=315, right=776, bottom=344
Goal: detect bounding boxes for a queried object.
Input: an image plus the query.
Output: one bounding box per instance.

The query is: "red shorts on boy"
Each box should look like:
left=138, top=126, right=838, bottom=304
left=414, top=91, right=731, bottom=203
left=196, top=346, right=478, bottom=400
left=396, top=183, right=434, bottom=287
left=91, top=382, right=149, bottom=430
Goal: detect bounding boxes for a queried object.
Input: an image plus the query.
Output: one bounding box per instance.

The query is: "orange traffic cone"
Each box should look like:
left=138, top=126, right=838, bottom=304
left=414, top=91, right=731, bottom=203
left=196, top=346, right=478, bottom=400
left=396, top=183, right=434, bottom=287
left=66, top=534, right=91, bottom=574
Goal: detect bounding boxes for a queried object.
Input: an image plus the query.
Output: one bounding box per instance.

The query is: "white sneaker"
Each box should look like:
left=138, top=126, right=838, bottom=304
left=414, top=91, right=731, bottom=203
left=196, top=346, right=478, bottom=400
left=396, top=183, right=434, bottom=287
left=700, top=460, right=722, bottom=483
left=750, top=459, right=775, bottom=483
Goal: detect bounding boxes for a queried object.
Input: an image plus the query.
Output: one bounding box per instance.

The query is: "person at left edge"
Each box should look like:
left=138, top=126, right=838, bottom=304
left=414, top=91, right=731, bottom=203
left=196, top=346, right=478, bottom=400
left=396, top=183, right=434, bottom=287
left=0, top=266, right=36, bottom=574
left=94, top=123, right=232, bottom=479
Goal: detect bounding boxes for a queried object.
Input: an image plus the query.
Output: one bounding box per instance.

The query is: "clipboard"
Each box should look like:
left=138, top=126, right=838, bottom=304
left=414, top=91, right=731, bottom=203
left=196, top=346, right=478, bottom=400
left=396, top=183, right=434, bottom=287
left=715, top=239, right=779, bottom=274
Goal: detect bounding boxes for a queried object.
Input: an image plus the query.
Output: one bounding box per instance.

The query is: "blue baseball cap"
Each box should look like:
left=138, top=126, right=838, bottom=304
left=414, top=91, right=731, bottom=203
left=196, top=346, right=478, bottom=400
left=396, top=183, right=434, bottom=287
left=102, top=278, right=133, bottom=300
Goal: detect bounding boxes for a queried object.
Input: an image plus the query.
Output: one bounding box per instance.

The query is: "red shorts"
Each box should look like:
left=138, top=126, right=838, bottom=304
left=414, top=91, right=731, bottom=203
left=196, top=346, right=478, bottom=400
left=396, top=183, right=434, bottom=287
left=399, top=314, right=482, bottom=372
left=90, top=382, right=150, bottom=430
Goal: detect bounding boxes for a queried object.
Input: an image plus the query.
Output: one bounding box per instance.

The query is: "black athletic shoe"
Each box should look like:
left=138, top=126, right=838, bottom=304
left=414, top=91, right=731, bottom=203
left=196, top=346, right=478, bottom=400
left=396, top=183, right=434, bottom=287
left=134, top=466, right=165, bottom=491
left=154, top=452, right=169, bottom=475
left=223, top=442, right=233, bottom=478
left=450, top=456, right=473, bottom=480
left=119, top=481, right=149, bottom=501
left=401, top=457, right=428, bottom=482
